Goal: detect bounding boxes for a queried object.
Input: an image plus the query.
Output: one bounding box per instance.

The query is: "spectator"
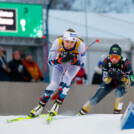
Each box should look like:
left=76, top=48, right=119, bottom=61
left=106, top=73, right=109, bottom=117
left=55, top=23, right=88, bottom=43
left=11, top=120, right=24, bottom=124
left=72, top=66, right=87, bottom=84
left=22, top=51, right=44, bottom=82
left=92, top=61, right=103, bottom=84
left=0, top=46, right=10, bottom=81
left=8, top=50, right=34, bottom=82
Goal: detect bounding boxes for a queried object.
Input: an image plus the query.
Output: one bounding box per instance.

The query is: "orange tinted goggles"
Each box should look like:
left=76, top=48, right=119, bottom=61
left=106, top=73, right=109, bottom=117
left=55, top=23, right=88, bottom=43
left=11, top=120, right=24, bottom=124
left=109, top=54, right=121, bottom=61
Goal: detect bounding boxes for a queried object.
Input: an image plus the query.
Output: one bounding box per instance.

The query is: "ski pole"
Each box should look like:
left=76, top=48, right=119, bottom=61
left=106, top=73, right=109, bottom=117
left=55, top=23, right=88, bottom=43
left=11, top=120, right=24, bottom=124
left=80, top=39, right=100, bottom=55
left=43, top=35, right=99, bottom=51
left=58, top=39, right=100, bottom=56
left=85, top=39, right=99, bottom=50
left=42, top=35, right=53, bottom=46
left=43, top=34, right=99, bottom=49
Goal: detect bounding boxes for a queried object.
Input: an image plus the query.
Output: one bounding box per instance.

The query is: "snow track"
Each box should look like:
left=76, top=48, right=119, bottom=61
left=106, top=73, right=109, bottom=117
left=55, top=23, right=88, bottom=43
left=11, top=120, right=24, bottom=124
left=0, top=114, right=134, bottom=134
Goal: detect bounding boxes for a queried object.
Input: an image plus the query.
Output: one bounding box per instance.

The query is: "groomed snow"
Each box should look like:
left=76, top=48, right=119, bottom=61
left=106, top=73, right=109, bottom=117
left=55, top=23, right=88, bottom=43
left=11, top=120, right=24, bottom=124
left=0, top=114, right=134, bottom=134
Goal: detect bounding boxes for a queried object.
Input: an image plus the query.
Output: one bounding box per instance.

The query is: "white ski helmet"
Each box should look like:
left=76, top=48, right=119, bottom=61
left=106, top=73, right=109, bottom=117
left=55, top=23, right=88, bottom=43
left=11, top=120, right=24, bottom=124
left=63, top=31, right=78, bottom=41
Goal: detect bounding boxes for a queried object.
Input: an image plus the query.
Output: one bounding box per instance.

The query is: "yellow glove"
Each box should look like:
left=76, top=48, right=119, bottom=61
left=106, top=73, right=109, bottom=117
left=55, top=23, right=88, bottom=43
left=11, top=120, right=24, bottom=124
left=103, top=77, right=112, bottom=84
left=121, top=77, right=130, bottom=92
left=121, top=77, right=130, bottom=85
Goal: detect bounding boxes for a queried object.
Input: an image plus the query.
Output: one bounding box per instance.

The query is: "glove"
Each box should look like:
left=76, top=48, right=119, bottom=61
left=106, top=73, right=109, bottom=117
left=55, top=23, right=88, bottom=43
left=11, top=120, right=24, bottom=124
left=130, top=75, right=134, bottom=86
left=103, top=77, right=112, bottom=84
left=48, top=56, right=68, bottom=65
left=48, top=60, right=59, bottom=66
left=57, top=52, right=77, bottom=64
left=121, top=77, right=130, bottom=85
left=121, top=77, right=130, bottom=92
left=70, top=56, right=77, bottom=64
left=18, top=65, right=23, bottom=72
left=56, top=54, right=69, bottom=64
left=71, top=60, right=81, bottom=66
left=67, top=53, right=77, bottom=64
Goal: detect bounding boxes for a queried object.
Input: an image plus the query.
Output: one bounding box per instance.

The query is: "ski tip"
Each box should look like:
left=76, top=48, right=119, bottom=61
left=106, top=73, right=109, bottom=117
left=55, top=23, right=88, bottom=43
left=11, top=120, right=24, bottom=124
left=46, top=116, right=53, bottom=124
left=6, top=114, right=48, bottom=123
left=7, top=120, right=12, bottom=123
left=7, top=117, right=24, bottom=123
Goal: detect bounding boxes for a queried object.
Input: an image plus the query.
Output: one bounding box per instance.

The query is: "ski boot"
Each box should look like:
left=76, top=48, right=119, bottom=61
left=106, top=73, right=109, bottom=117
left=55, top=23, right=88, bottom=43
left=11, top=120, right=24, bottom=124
left=28, top=100, right=46, bottom=118
left=77, top=108, right=88, bottom=116
left=46, top=103, right=59, bottom=123
left=46, top=97, right=63, bottom=123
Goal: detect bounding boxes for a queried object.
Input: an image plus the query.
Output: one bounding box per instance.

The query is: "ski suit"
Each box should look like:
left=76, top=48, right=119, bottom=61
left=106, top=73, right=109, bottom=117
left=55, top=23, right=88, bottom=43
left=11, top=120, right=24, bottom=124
left=41, top=37, right=86, bottom=103
left=80, top=56, right=134, bottom=114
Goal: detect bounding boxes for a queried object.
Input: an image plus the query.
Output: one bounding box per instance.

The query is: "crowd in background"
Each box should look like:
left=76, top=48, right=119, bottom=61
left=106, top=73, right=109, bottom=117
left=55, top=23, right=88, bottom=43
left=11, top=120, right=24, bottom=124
left=0, top=46, right=44, bottom=82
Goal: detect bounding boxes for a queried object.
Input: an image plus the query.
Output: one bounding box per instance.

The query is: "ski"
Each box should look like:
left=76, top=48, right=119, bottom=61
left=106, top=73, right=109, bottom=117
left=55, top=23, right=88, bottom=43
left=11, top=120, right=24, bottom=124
left=46, top=115, right=73, bottom=124
left=46, top=111, right=58, bottom=124
left=7, top=114, right=49, bottom=123
left=7, top=114, right=73, bottom=123
left=46, top=115, right=54, bottom=124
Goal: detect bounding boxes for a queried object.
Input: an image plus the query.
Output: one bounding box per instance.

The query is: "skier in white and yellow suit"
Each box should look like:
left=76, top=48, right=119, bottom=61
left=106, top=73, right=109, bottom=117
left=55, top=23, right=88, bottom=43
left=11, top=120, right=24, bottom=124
left=29, top=28, right=86, bottom=117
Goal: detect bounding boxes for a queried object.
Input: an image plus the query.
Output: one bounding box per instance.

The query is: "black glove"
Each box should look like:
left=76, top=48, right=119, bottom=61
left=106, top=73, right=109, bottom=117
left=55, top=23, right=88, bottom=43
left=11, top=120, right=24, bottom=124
left=57, top=54, right=70, bottom=63
left=67, top=52, right=78, bottom=64
left=57, top=52, right=77, bottom=64
left=62, top=52, right=72, bottom=63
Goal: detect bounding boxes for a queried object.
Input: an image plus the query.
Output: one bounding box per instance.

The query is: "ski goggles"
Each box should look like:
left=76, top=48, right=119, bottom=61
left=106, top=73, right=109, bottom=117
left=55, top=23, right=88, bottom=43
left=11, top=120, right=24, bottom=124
left=109, top=54, right=121, bottom=61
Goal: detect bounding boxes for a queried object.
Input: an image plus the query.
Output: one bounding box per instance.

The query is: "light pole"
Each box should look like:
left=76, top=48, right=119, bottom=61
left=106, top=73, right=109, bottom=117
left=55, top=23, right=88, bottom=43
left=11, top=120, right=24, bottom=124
left=84, top=0, right=90, bottom=84
left=44, top=0, right=53, bottom=82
